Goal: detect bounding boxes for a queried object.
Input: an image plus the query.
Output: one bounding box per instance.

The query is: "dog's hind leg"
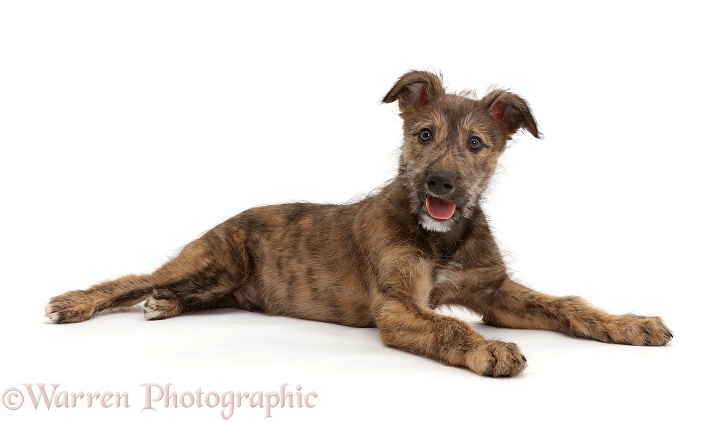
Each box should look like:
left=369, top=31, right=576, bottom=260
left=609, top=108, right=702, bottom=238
left=46, top=273, right=154, bottom=323
left=45, top=229, right=249, bottom=323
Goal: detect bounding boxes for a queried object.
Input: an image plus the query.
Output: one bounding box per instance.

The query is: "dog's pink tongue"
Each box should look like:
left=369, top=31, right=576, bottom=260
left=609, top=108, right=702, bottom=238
left=426, top=196, right=456, bottom=220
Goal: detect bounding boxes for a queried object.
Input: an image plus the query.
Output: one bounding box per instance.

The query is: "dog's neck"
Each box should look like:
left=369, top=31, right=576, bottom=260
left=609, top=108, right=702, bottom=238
left=381, top=177, right=478, bottom=264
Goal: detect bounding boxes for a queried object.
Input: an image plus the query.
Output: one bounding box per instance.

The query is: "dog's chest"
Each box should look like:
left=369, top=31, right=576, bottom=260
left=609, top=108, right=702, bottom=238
left=433, top=262, right=463, bottom=286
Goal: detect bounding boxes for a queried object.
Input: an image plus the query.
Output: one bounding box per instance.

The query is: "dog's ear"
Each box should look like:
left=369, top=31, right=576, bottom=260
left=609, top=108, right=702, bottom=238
left=481, top=90, right=540, bottom=139
left=382, top=71, right=445, bottom=113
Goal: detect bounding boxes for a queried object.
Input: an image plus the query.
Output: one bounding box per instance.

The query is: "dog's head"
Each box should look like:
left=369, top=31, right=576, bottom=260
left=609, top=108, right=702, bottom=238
left=383, top=70, right=540, bottom=233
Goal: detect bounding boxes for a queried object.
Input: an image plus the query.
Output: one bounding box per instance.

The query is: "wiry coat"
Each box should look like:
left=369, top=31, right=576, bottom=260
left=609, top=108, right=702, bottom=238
left=46, top=71, right=671, bottom=377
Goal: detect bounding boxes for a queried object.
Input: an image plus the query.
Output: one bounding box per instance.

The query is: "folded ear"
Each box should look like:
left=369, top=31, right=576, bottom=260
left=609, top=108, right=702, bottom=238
left=481, top=89, right=540, bottom=139
left=382, top=71, right=445, bottom=113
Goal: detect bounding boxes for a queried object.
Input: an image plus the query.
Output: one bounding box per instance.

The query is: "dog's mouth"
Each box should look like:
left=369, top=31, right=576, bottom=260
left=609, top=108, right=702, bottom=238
left=425, top=195, right=456, bottom=220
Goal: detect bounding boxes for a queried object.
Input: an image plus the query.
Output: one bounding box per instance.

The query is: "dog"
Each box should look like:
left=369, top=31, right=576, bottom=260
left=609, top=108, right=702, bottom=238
left=45, top=70, right=672, bottom=377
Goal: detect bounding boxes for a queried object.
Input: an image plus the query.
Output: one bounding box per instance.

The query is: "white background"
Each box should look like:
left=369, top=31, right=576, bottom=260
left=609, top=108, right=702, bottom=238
left=1, top=1, right=725, bottom=421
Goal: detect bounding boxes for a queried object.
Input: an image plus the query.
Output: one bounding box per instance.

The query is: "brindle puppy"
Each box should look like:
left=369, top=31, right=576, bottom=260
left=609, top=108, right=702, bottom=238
left=46, top=71, right=672, bottom=377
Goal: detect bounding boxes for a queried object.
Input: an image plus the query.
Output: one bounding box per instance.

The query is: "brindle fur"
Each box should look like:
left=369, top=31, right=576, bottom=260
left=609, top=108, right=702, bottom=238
left=46, top=71, right=672, bottom=377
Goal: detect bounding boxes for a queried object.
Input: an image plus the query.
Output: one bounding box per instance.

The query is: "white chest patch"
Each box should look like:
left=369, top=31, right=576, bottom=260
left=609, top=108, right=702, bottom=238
left=434, top=271, right=451, bottom=286
left=434, top=263, right=463, bottom=286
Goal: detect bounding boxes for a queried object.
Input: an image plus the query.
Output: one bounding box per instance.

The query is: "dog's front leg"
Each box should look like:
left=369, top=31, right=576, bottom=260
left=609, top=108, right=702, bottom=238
left=376, top=298, right=527, bottom=377
left=373, top=258, right=526, bottom=377
left=450, top=277, right=672, bottom=346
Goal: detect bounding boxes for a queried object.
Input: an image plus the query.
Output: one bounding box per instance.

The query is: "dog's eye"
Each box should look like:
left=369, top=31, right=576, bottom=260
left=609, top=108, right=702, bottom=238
left=419, top=129, right=433, bottom=144
left=468, top=137, right=483, bottom=151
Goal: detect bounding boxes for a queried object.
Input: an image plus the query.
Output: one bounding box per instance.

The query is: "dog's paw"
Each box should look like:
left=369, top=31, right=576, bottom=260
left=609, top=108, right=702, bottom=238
left=45, top=290, right=95, bottom=323
left=467, top=341, right=527, bottom=377
left=606, top=315, right=673, bottom=346
left=142, top=289, right=182, bottom=321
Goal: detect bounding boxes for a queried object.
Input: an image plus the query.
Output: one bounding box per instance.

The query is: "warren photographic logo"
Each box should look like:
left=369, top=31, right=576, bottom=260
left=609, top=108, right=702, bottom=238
left=2, top=382, right=317, bottom=419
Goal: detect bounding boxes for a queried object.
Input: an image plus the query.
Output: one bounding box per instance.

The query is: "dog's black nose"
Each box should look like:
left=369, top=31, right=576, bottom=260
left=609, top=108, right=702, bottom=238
left=426, top=171, right=455, bottom=195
